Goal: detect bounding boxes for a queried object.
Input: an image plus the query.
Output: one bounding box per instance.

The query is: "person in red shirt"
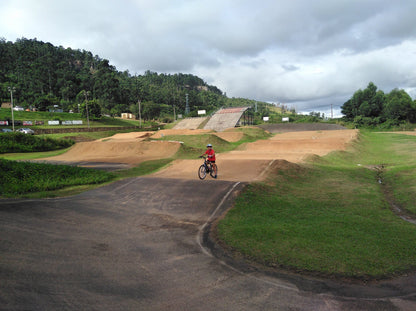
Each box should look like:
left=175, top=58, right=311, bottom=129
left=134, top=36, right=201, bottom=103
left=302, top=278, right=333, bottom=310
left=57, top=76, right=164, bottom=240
left=201, top=143, right=217, bottom=178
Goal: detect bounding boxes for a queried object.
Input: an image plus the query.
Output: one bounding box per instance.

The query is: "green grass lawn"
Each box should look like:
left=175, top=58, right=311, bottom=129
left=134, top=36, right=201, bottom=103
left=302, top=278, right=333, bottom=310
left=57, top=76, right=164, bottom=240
left=217, top=131, right=416, bottom=279
left=0, top=108, right=83, bottom=122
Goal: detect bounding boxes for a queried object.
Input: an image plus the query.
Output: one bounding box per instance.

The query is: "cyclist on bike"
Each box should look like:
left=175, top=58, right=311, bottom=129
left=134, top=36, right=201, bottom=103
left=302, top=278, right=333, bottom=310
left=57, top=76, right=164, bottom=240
left=201, top=143, right=217, bottom=178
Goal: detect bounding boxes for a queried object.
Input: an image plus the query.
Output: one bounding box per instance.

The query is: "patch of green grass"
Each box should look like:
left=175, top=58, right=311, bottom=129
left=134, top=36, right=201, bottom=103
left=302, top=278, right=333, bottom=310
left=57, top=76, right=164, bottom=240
left=217, top=131, right=416, bottom=279
left=0, top=159, right=114, bottom=198
left=375, top=133, right=416, bottom=215
left=385, top=167, right=416, bottom=214
left=0, top=109, right=83, bottom=122
left=0, top=132, right=74, bottom=153
left=0, top=108, right=155, bottom=129
left=174, top=143, right=205, bottom=159
left=233, top=126, right=272, bottom=141
left=0, top=148, right=71, bottom=160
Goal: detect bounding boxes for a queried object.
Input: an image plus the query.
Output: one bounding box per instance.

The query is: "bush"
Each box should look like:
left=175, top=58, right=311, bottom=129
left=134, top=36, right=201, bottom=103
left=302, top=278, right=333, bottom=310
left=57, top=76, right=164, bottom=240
left=0, top=159, right=114, bottom=196
left=353, top=116, right=384, bottom=128
left=160, top=116, right=174, bottom=123
left=0, top=132, right=74, bottom=153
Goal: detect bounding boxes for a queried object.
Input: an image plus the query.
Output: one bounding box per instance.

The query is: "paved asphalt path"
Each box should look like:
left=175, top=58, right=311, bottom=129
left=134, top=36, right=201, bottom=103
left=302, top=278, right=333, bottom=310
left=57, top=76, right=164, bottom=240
left=1, top=177, right=416, bottom=310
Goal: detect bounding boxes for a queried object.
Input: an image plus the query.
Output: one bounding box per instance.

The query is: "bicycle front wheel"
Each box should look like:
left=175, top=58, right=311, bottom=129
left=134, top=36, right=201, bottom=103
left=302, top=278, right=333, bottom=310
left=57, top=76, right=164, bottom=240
left=198, top=165, right=207, bottom=180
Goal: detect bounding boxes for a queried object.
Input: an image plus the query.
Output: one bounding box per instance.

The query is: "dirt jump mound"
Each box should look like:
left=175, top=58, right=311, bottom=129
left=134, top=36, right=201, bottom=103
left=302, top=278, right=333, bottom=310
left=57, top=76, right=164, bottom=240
left=45, top=133, right=180, bottom=165
left=41, top=126, right=358, bottom=181
left=152, top=129, right=358, bottom=181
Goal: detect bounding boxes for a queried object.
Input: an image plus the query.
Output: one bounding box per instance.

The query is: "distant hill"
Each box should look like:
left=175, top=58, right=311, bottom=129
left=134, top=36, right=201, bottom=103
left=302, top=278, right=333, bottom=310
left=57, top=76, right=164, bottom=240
left=0, top=38, right=226, bottom=118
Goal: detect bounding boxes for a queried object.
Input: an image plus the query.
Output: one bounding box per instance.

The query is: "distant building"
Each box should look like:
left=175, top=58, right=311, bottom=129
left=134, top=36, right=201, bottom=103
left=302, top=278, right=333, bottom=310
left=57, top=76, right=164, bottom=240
left=121, top=113, right=136, bottom=119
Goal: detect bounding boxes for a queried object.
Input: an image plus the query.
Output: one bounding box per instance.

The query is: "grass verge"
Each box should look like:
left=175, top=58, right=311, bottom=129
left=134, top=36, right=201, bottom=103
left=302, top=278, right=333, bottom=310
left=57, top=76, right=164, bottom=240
left=216, top=131, right=416, bottom=280
left=0, top=157, right=175, bottom=198
left=0, top=159, right=114, bottom=198
left=0, top=132, right=74, bottom=153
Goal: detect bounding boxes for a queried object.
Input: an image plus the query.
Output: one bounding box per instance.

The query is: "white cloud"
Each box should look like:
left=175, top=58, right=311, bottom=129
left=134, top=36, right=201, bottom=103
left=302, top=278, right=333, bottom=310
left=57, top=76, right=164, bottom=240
left=1, top=0, right=416, bottom=114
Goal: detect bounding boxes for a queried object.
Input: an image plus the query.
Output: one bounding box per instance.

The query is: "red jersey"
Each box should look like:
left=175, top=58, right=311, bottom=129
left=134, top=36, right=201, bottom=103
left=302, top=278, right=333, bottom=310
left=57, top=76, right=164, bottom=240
left=204, top=148, right=216, bottom=161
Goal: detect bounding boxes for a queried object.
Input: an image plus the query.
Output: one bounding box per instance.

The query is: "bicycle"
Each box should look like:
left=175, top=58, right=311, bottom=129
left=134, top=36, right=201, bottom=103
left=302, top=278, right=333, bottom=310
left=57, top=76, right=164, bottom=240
left=198, top=156, right=218, bottom=180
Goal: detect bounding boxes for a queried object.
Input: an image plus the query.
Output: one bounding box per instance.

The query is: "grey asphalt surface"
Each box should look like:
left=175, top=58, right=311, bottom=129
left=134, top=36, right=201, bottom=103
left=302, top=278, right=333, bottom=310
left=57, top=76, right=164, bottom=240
left=1, top=177, right=416, bottom=310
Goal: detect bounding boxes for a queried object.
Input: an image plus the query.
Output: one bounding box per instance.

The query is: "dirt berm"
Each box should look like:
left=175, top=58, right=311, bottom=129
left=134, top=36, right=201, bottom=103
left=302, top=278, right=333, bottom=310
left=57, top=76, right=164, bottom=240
left=43, top=124, right=357, bottom=182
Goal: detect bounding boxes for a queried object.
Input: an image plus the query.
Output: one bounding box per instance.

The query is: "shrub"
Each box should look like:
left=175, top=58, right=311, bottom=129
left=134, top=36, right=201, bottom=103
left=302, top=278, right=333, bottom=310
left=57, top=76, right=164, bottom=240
left=0, top=133, right=74, bottom=153
left=0, top=159, right=114, bottom=196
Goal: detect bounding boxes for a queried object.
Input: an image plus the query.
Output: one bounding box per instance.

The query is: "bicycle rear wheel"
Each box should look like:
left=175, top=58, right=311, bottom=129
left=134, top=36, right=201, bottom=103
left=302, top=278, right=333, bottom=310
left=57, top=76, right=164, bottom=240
left=210, top=164, right=218, bottom=178
left=198, top=165, right=207, bottom=180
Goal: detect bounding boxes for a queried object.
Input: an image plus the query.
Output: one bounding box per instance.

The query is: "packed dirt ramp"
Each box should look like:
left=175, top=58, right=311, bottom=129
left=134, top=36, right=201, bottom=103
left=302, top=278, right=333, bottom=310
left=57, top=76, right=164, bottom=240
left=44, top=133, right=181, bottom=165
left=151, top=129, right=358, bottom=181
left=40, top=125, right=358, bottom=182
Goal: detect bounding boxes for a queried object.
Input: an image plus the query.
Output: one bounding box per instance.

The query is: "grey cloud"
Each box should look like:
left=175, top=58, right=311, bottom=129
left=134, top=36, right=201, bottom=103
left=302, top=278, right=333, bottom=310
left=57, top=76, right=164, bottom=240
left=1, top=0, right=416, bottom=114
left=281, top=64, right=299, bottom=72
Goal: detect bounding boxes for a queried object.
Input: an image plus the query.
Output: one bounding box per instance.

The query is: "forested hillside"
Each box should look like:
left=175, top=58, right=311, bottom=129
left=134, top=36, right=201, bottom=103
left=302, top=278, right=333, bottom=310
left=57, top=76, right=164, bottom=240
left=0, top=38, right=233, bottom=120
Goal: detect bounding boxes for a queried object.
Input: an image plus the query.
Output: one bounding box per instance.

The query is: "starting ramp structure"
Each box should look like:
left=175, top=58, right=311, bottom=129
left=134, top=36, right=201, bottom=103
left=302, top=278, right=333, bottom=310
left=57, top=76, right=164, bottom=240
left=173, top=117, right=207, bottom=129
left=204, top=107, right=253, bottom=132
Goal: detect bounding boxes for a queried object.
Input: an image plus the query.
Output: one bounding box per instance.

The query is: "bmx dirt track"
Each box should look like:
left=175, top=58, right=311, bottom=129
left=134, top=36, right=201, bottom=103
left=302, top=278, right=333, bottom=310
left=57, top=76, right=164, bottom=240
left=2, top=125, right=416, bottom=310
left=43, top=125, right=358, bottom=182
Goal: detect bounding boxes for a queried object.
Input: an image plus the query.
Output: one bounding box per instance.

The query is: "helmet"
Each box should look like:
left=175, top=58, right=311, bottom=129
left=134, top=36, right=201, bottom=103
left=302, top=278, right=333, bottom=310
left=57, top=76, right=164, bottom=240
left=206, top=144, right=212, bottom=147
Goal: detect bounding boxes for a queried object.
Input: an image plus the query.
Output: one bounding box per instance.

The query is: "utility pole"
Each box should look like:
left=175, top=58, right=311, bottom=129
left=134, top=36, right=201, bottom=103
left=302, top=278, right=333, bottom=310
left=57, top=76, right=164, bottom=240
left=84, top=91, right=90, bottom=129
left=172, top=90, right=176, bottom=121
left=173, top=105, right=176, bottom=121
left=331, top=104, right=333, bottom=119
left=185, top=93, right=189, bottom=115
left=7, top=86, right=16, bottom=132
left=138, top=99, right=142, bottom=128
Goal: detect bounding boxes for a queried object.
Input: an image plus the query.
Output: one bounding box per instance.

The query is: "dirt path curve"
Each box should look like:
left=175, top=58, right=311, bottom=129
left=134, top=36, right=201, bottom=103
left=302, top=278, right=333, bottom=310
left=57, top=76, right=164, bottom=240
left=1, top=178, right=415, bottom=310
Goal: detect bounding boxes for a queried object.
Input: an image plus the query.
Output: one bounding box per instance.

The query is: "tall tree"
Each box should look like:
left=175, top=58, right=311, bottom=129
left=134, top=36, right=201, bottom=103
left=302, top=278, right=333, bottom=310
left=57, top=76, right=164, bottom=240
left=341, top=82, right=385, bottom=120
left=384, top=89, right=414, bottom=122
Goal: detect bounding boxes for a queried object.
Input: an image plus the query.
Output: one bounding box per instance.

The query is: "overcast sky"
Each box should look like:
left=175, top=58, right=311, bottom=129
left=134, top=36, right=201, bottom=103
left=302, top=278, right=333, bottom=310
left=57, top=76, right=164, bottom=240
left=1, top=0, right=416, bottom=117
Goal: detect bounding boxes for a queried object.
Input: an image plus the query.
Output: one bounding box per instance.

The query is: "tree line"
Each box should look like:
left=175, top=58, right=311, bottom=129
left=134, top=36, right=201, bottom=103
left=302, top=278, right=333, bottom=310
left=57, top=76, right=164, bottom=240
left=0, top=38, right=360, bottom=122
left=341, top=82, right=416, bottom=127
left=0, top=38, right=234, bottom=120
